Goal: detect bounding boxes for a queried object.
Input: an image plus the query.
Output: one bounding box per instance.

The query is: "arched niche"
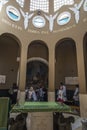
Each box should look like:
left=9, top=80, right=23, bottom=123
left=26, top=59, right=48, bottom=85
left=55, top=38, right=78, bottom=90
left=0, top=33, right=21, bottom=89
left=26, top=40, right=48, bottom=89
left=28, top=40, right=48, bottom=61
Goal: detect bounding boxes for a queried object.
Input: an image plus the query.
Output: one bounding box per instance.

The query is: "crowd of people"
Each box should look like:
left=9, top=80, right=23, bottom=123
left=25, top=82, right=47, bottom=102
left=8, top=74, right=48, bottom=104
left=56, top=82, right=79, bottom=106
left=8, top=80, right=79, bottom=106
left=25, top=72, right=48, bottom=102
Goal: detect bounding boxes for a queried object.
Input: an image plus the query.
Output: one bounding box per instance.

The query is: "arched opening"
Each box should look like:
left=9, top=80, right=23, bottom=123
left=0, top=33, right=20, bottom=89
left=55, top=38, right=79, bottom=106
left=26, top=40, right=48, bottom=101
left=55, top=38, right=77, bottom=87
left=26, top=60, right=48, bottom=87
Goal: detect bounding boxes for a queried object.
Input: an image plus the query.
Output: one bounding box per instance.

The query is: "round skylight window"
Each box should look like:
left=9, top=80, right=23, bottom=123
left=57, top=12, right=71, bottom=25
left=32, top=16, right=46, bottom=28
left=6, top=5, right=21, bottom=21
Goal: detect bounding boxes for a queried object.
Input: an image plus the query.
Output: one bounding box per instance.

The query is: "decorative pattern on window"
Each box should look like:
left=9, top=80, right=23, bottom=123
left=16, top=0, right=25, bottom=8
left=54, top=0, right=74, bottom=12
left=30, top=0, right=49, bottom=13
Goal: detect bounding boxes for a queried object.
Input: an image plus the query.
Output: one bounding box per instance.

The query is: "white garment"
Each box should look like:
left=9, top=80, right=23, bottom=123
left=71, top=118, right=82, bottom=130
left=62, top=85, right=66, bottom=96
left=62, top=85, right=67, bottom=101
left=28, top=91, right=33, bottom=100
left=32, top=91, right=37, bottom=101
left=39, top=88, right=44, bottom=97
left=74, top=87, right=79, bottom=96
left=73, top=87, right=79, bottom=101
left=57, top=89, right=64, bottom=100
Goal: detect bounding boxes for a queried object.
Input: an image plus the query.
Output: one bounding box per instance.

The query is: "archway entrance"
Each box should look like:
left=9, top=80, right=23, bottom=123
left=26, top=60, right=48, bottom=101
left=0, top=33, right=20, bottom=88
left=55, top=38, right=79, bottom=107
left=26, top=60, right=48, bottom=88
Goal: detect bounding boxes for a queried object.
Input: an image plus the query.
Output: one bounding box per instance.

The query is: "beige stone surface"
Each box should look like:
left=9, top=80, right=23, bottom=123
left=30, top=112, right=53, bottom=130
left=48, top=92, right=55, bottom=101
left=80, top=94, right=87, bottom=118
left=76, top=127, right=82, bottom=130
left=18, top=91, right=25, bottom=104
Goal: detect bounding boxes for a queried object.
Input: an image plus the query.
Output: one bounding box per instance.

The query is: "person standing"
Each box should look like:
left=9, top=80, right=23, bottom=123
left=28, top=86, right=37, bottom=101
left=60, top=82, right=67, bottom=102
left=73, top=85, right=79, bottom=106
left=9, top=83, right=18, bottom=104
left=57, top=85, right=64, bottom=103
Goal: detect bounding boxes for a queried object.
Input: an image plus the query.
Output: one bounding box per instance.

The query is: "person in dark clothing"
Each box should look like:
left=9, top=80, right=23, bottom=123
left=9, top=83, right=18, bottom=104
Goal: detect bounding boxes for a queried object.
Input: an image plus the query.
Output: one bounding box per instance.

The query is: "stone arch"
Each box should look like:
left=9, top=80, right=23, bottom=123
left=55, top=37, right=77, bottom=89
left=27, top=57, right=48, bottom=65
left=28, top=40, right=49, bottom=61
left=26, top=40, right=49, bottom=92
left=0, top=33, right=21, bottom=47
left=27, top=57, right=48, bottom=82
left=0, top=33, right=21, bottom=88
left=28, top=39, right=49, bottom=48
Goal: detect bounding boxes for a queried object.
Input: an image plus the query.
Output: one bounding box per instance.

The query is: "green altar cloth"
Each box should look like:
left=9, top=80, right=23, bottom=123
left=10, top=102, right=71, bottom=113
left=0, top=97, right=9, bottom=130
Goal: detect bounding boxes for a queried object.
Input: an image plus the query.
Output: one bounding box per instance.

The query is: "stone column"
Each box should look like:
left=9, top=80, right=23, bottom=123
left=76, top=37, right=87, bottom=117
left=18, top=44, right=28, bottom=103
left=76, top=38, right=86, bottom=93
left=79, top=94, right=87, bottom=117
left=48, top=45, right=55, bottom=101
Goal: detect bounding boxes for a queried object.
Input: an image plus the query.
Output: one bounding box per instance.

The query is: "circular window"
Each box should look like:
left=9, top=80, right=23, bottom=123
left=32, top=16, right=46, bottom=28
left=57, top=12, right=71, bottom=25
left=6, top=5, right=21, bottom=21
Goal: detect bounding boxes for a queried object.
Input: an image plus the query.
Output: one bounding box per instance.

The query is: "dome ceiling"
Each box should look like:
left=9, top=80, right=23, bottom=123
left=0, top=0, right=87, bottom=34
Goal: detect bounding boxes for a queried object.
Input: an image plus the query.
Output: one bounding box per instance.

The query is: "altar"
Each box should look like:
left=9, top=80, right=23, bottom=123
left=11, top=102, right=71, bottom=113
left=10, top=102, right=71, bottom=130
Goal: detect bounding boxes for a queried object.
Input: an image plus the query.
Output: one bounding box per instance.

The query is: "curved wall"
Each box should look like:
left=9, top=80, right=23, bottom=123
left=0, top=1, right=87, bottom=105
